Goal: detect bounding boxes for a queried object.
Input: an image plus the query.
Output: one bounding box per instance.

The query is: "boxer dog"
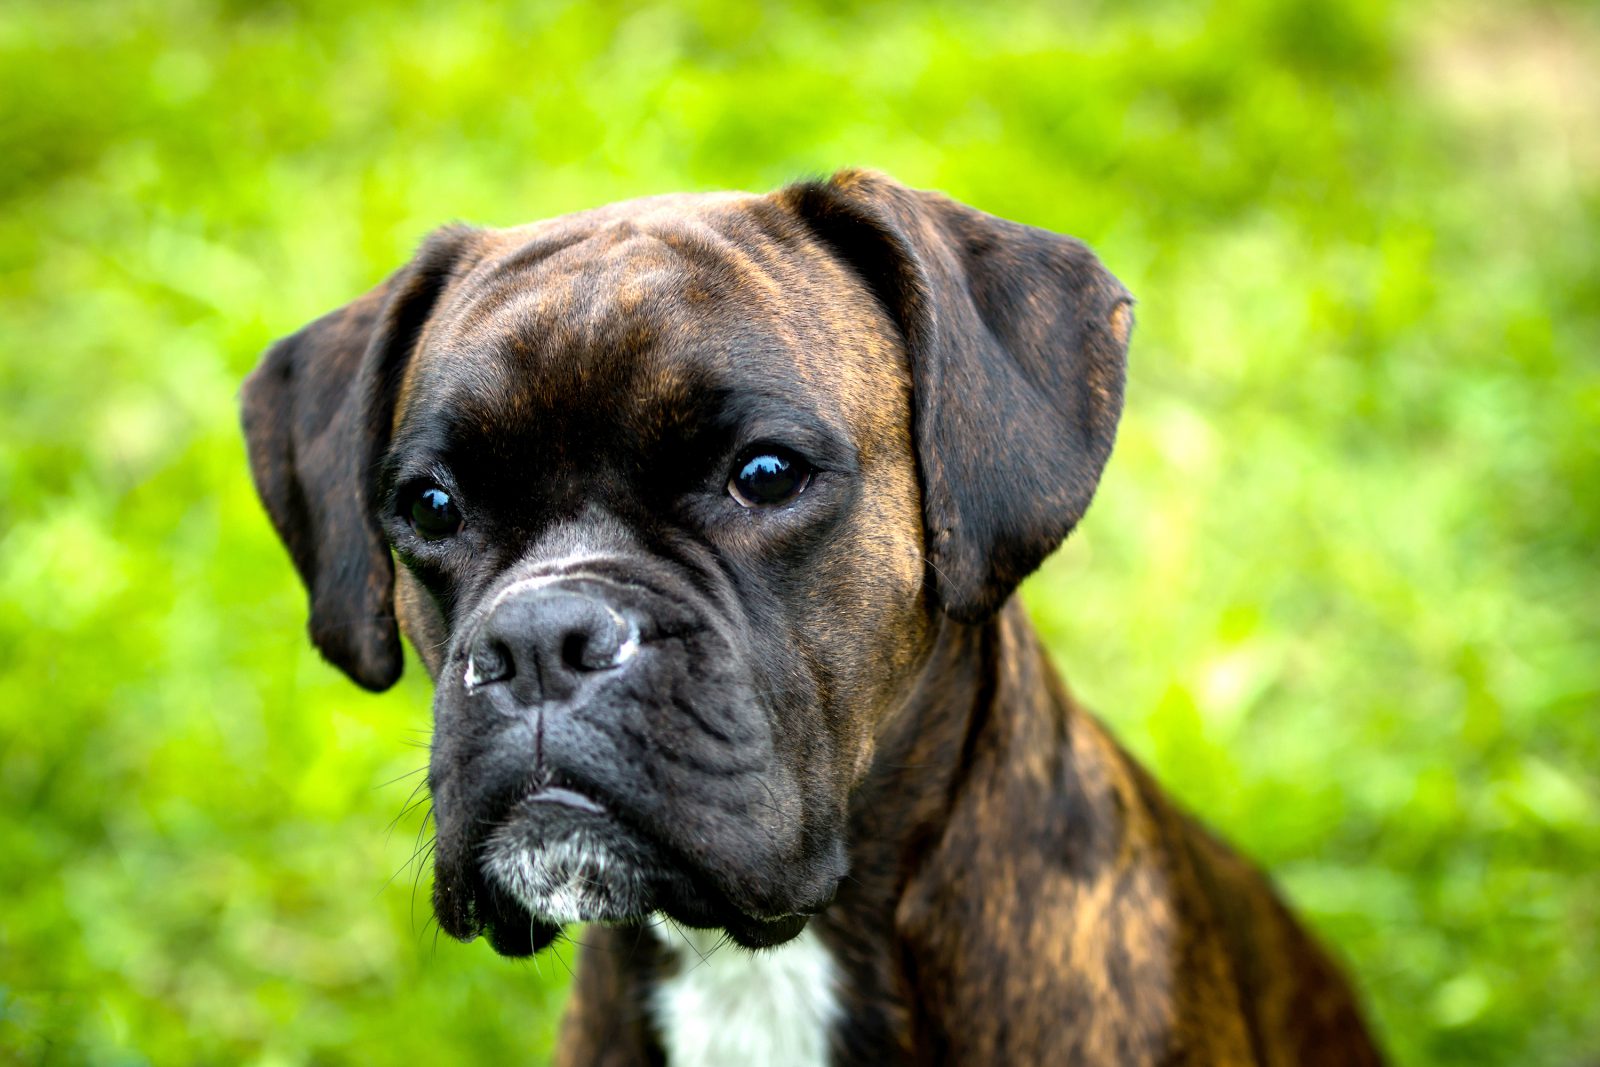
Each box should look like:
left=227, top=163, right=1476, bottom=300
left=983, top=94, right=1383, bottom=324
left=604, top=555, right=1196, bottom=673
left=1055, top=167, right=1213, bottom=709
left=242, top=170, right=1383, bottom=1065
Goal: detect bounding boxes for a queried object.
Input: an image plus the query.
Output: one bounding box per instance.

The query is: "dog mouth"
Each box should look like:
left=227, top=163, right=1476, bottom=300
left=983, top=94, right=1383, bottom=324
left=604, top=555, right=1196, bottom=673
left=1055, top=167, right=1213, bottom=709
left=480, top=787, right=656, bottom=927
left=434, top=781, right=814, bottom=956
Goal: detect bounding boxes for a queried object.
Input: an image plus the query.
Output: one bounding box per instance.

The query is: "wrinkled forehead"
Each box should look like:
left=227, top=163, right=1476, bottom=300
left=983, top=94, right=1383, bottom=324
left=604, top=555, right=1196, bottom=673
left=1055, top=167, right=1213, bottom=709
left=396, top=195, right=907, bottom=451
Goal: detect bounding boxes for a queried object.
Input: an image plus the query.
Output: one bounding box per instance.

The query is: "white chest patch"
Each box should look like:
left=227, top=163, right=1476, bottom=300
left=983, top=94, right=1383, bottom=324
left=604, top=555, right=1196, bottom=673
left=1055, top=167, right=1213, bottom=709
left=649, top=921, right=842, bottom=1067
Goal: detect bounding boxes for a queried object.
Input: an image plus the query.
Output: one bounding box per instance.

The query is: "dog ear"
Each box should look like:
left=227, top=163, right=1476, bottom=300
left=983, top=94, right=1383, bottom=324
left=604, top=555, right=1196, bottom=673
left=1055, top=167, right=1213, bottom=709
left=782, top=170, right=1133, bottom=621
left=240, top=227, right=479, bottom=690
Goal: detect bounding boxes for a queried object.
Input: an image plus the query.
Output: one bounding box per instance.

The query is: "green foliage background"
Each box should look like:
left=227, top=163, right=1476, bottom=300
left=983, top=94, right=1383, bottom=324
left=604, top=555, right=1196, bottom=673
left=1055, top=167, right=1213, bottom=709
left=2, top=0, right=1597, bottom=1063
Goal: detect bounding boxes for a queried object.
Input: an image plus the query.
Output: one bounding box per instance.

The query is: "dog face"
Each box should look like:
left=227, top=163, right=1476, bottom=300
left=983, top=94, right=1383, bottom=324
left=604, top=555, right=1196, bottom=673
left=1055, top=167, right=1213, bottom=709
left=395, top=192, right=934, bottom=953
left=242, top=171, right=1131, bottom=956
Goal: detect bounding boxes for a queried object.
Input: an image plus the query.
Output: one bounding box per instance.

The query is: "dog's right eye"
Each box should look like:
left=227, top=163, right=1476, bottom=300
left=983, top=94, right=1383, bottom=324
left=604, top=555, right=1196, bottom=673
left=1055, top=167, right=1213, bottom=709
left=408, top=484, right=463, bottom=540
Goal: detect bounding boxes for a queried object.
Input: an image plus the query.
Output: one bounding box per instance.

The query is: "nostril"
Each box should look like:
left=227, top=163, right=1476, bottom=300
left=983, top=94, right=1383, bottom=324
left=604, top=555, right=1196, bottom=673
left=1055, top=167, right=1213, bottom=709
left=561, top=630, right=595, bottom=672
left=465, top=637, right=514, bottom=689
left=562, top=606, right=637, bottom=672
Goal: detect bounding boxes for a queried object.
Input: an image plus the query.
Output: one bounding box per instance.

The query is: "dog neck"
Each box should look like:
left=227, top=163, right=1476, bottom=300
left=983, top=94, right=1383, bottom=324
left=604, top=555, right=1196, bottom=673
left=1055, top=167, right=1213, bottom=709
left=807, top=599, right=1108, bottom=1060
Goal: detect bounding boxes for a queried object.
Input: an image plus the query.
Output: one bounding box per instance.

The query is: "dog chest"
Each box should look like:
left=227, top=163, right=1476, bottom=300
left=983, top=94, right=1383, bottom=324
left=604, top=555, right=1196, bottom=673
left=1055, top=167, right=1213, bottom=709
left=649, top=921, right=842, bottom=1067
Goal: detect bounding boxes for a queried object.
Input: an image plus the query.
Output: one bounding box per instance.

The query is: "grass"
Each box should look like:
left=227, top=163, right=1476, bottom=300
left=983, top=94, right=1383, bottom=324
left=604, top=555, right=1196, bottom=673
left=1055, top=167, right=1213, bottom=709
left=1, top=0, right=1597, bottom=1063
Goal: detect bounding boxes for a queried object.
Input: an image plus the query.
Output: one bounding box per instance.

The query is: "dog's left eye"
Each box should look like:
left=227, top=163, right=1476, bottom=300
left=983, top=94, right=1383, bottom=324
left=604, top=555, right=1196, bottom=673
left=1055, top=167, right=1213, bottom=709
left=408, top=484, right=463, bottom=540
left=728, top=447, right=812, bottom=508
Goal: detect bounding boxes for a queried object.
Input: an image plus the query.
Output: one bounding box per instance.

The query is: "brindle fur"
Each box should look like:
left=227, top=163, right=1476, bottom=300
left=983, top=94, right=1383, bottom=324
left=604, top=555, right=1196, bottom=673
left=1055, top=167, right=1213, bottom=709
left=242, top=170, right=1383, bottom=1065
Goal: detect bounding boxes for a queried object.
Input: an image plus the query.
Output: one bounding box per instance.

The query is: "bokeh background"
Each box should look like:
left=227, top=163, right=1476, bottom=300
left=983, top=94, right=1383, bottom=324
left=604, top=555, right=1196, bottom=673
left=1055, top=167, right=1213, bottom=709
left=3, top=0, right=1598, bottom=1063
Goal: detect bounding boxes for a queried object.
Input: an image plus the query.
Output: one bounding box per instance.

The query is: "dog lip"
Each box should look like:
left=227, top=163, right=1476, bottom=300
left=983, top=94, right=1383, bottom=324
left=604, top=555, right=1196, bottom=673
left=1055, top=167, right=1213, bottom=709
left=522, top=785, right=607, bottom=815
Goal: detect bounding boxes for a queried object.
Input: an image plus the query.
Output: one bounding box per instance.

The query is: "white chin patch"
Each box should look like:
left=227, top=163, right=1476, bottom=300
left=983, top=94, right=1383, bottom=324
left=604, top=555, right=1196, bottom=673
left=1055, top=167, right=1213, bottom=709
left=480, top=827, right=649, bottom=924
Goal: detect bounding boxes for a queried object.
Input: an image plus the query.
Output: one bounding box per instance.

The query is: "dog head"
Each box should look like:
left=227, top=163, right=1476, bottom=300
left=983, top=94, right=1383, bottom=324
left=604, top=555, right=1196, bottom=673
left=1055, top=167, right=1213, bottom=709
left=241, top=170, right=1131, bottom=955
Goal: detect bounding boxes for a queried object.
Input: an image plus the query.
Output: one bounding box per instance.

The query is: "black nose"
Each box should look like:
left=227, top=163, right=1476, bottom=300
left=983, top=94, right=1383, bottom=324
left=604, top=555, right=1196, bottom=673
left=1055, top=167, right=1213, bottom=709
left=467, top=588, right=639, bottom=704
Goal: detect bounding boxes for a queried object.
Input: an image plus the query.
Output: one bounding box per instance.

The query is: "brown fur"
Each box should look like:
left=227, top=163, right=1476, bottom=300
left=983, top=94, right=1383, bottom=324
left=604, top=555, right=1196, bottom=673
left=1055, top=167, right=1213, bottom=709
left=241, top=171, right=1383, bottom=1065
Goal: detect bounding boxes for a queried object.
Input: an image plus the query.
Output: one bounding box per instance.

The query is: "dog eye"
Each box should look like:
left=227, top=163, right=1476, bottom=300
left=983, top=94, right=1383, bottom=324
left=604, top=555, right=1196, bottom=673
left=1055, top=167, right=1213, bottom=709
left=728, top=447, right=812, bottom=508
left=408, top=485, right=463, bottom=540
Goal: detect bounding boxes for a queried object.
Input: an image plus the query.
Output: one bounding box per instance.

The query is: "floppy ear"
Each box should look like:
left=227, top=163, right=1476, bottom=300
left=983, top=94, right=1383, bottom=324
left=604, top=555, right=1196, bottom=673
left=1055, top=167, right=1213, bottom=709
left=240, top=227, right=479, bottom=690
left=782, top=170, right=1133, bottom=621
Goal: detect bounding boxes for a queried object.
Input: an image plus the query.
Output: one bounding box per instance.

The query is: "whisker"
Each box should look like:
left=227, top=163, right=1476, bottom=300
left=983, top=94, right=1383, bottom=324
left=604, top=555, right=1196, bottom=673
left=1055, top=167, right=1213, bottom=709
left=373, top=765, right=428, bottom=791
